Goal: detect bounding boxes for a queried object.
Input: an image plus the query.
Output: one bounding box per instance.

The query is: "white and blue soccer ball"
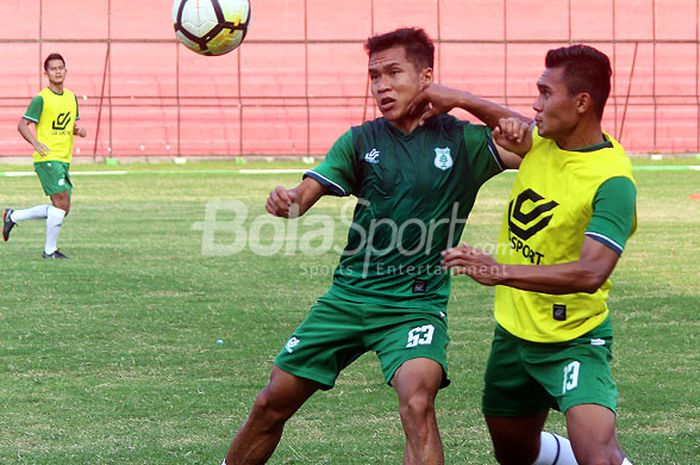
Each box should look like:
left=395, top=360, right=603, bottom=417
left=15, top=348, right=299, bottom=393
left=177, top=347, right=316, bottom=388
left=172, top=0, right=250, bottom=56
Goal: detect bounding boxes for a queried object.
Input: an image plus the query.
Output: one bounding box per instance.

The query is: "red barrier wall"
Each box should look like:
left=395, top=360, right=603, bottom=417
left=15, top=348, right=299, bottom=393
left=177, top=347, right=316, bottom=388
left=1, top=0, right=698, bottom=157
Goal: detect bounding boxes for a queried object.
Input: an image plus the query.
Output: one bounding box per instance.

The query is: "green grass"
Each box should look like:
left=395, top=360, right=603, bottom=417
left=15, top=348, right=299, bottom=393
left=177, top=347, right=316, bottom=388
left=0, top=162, right=698, bottom=464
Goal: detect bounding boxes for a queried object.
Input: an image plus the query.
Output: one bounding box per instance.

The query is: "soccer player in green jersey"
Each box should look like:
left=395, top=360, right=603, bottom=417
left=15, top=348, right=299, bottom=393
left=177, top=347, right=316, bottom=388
left=2, top=53, right=86, bottom=259
left=443, top=45, right=637, bottom=465
left=222, top=28, right=527, bottom=465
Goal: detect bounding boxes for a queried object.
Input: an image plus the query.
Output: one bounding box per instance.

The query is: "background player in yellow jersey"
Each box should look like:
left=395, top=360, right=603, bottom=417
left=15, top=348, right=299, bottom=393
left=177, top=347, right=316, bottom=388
left=442, top=45, right=637, bottom=465
left=3, top=53, right=87, bottom=259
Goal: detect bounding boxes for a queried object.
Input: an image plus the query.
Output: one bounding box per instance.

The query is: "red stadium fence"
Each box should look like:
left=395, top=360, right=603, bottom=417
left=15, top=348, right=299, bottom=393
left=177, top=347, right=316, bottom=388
left=1, top=0, right=698, bottom=158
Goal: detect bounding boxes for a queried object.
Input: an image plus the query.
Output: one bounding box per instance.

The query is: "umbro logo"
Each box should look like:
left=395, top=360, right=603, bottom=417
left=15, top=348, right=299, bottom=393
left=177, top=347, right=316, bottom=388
left=52, top=112, right=72, bottom=131
left=364, top=148, right=380, bottom=164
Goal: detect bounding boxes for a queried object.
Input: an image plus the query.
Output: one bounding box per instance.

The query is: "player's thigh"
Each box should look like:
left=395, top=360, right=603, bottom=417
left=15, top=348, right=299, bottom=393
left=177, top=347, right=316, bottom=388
left=274, top=295, right=366, bottom=389
left=565, top=404, right=624, bottom=464
left=482, top=325, right=553, bottom=417
left=253, top=365, right=321, bottom=419
left=485, top=411, right=549, bottom=465
left=392, top=357, right=443, bottom=401
left=370, top=310, right=450, bottom=389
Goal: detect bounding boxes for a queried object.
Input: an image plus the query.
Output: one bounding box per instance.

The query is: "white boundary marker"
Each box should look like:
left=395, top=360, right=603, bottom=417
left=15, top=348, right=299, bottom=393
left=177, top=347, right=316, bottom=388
left=0, top=167, right=697, bottom=177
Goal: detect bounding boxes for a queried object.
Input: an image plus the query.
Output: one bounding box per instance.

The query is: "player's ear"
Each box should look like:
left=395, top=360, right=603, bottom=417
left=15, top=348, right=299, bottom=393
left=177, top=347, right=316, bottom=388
left=421, top=67, right=434, bottom=86
left=575, top=92, right=592, bottom=115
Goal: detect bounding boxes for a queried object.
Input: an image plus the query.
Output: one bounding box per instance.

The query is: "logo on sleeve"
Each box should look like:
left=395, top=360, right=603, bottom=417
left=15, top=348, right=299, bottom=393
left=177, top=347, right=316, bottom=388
left=364, top=148, right=380, bottom=164
left=433, top=147, right=453, bottom=171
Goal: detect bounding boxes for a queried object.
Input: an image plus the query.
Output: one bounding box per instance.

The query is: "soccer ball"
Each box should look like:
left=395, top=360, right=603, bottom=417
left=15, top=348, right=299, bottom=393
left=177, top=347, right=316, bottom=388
left=172, top=0, right=250, bottom=56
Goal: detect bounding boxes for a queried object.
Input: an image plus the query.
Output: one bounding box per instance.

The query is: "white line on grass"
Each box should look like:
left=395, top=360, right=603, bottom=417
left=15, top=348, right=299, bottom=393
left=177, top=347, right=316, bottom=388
left=1, top=166, right=697, bottom=177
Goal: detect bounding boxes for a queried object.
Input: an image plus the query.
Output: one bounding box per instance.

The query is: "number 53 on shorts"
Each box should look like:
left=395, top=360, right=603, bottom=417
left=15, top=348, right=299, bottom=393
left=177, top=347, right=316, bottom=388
left=406, top=324, right=435, bottom=348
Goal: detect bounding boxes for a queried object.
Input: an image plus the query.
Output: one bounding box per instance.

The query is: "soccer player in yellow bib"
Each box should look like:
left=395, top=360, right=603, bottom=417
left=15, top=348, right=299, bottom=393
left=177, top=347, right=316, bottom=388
left=2, top=53, right=87, bottom=259
left=442, top=45, right=637, bottom=465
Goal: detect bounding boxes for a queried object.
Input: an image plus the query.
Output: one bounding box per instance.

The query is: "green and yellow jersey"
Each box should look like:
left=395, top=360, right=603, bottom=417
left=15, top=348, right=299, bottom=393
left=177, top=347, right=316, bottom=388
left=305, top=114, right=504, bottom=307
left=494, top=127, right=637, bottom=343
left=23, top=87, right=80, bottom=164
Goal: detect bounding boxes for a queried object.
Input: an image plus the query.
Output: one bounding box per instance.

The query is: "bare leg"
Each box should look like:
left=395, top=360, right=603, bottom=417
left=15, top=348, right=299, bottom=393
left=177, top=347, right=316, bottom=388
left=392, top=358, right=444, bottom=465
left=225, top=366, right=320, bottom=465
left=485, top=411, right=549, bottom=465
left=50, top=191, right=71, bottom=215
left=566, top=404, right=626, bottom=465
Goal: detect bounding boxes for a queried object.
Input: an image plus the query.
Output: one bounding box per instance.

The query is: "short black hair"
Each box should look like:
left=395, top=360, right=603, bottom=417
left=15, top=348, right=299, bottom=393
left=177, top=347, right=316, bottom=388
left=44, top=53, right=65, bottom=71
left=545, top=44, right=611, bottom=120
left=364, top=28, right=434, bottom=71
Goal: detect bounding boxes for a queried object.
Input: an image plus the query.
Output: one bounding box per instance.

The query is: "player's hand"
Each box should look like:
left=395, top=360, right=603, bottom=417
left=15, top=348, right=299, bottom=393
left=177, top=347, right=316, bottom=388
left=492, top=117, right=532, bottom=156
left=75, top=127, right=87, bottom=138
left=265, top=186, right=300, bottom=218
left=441, top=243, right=504, bottom=286
left=408, top=84, right=465, bottom=127
left=34, top=143, right=50, bottom=157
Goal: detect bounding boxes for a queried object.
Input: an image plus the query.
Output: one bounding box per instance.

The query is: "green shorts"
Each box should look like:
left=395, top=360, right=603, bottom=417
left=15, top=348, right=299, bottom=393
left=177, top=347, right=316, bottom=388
left=275, top=291, right=450, bottom=390
left=482, top=317, right=617, bottom=416
left=34, top=161, right=72, bottom=196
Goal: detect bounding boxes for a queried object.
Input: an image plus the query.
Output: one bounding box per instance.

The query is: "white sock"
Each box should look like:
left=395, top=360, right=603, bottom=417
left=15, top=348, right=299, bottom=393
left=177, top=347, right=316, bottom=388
left=622, top=459, right=634, bottom=465
left=11, top=205, right=49, bottom=222
left=45, top=206, right=66, bottom=254
left=533, top=431, right=577, bottom=465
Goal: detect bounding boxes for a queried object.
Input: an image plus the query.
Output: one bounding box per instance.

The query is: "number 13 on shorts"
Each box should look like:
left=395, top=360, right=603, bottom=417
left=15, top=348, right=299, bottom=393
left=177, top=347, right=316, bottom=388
left=562, top=360, right=581, bottom=394
left=406, top=324, right=435, bottom=348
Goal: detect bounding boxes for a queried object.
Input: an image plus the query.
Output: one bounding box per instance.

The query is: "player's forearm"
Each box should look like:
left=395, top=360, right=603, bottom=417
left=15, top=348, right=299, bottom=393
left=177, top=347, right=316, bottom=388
left=17, top=120, right=39, bottom=147
left=497, top=261, right=608, bottom=294
left=456, top=92, right=531, bottom=129
left=288, top=178, right=326, bottom=217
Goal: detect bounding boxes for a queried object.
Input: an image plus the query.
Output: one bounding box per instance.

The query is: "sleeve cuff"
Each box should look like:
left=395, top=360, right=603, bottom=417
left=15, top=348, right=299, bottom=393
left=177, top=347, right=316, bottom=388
left=585, top=232, right=624, bottom=255
left=303, top=170, right=348, bottom=196
left=23, top=115, right=38, bottom=123
left=486, top=136, right=505, bottom=171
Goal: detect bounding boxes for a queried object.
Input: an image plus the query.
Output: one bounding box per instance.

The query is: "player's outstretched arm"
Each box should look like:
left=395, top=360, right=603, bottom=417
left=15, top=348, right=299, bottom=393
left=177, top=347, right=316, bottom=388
left=408, top=83, right=531, bottom=129
left=17, top=117, right=49, bottom=157
left=265, top=177, right=328, bottom=218
left=442, top=237, right=620, bottom=294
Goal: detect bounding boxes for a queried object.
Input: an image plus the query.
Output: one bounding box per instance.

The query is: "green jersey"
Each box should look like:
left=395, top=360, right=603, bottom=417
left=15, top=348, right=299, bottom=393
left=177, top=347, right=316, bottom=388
left=305, top=114, right=504, bottom=306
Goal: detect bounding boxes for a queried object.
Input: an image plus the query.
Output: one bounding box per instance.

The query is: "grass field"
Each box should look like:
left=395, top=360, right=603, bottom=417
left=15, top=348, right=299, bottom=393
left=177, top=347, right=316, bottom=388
left=1, top=160, right=698, bottom=464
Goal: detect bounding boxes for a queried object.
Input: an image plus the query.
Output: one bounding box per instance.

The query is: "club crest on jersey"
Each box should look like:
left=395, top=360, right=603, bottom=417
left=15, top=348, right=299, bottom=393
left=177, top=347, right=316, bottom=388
left=364, top=148, right=380, bottom=164
left=433, top=147, right=453, bottom=171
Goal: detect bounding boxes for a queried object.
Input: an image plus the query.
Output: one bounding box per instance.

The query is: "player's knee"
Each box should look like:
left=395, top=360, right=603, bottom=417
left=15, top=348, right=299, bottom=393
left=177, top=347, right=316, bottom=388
left=399, top=391, right=435, bottom=421
left=250, top=387, right=292, bottom=426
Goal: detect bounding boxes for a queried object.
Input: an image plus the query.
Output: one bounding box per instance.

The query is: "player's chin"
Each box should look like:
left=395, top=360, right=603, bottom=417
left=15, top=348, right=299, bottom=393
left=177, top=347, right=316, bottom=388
left=535, top=122, right=550, bottom=138
left=381, top=107, right=406, bottom=122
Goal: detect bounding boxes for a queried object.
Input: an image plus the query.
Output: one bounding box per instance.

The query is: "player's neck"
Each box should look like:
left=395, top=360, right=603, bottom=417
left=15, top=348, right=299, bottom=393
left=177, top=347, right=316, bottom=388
left=389, top=116, right=421, bottom=135
left=48, top=83, right=64, bottom=94
left=555, top=118, right=604, bottom=151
